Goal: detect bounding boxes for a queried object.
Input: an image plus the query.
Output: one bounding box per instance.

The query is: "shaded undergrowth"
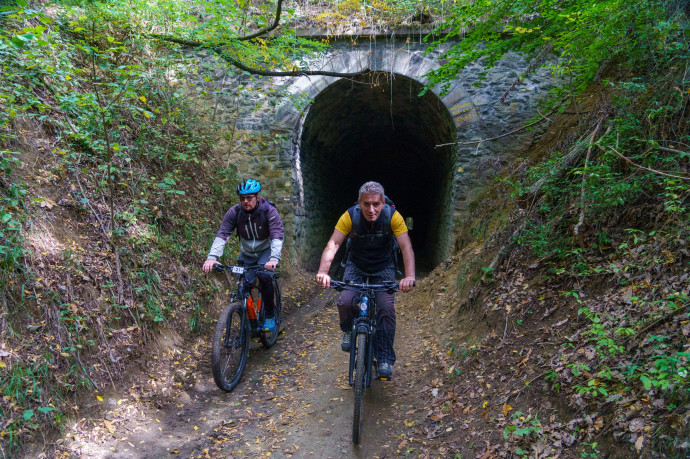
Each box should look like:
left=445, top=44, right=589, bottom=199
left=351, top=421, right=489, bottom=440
left=0, top=2, right=241, bottom=452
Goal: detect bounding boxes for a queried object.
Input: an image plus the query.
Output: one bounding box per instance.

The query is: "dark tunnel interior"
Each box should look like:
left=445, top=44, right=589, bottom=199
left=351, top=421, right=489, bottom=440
left=295, top=72, right=457, bottom=274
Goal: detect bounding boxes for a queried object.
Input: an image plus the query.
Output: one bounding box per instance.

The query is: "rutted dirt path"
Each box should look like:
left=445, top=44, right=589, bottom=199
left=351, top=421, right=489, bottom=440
left=57, top=285, right=433, bottom=458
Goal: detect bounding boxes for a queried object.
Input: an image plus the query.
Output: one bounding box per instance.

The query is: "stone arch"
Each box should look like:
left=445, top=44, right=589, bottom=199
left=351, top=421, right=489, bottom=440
left=273, top=47, right=449, bottom=131
left=284, top=67, right=458, bottom=273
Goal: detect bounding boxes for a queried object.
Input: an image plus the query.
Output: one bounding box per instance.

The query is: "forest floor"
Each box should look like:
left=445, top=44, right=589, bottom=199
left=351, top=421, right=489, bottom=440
left=45, top=254, right=661, bottom=459
left=51, top=271, right=440, bottom=458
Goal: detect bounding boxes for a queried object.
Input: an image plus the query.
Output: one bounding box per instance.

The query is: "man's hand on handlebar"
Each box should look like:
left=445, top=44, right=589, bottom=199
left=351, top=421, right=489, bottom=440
left=316, top=272, right=331, bottom=289
left=202, top=258, right=220, bottom=273
left=399, top=276, right=415, bottom=293
left=264, top=259, right=278, bottom=271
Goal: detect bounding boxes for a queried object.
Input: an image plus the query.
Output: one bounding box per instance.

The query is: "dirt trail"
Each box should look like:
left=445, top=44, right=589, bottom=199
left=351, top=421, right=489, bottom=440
left=58, top=287, right=431, bottom=458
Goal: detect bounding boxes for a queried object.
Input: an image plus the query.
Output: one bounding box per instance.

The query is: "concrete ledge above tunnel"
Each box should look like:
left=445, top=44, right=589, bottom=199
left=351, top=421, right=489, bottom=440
left=294, top=72, right=457, bottom=274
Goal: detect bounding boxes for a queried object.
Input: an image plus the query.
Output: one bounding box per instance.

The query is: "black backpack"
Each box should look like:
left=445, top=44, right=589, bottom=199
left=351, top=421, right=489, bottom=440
left=339, top=195, right=403, bottom=277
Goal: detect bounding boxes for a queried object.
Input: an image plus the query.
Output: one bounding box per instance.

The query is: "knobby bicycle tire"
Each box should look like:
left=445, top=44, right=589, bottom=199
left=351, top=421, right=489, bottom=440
left=352, top=332, right=367, bottom=444
left=211, top=303, right=249, bottom=392
left=260, top=278, right=282, bottom=348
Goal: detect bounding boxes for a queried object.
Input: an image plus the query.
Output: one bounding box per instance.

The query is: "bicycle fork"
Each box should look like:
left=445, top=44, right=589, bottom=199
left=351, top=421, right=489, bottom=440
left=348, top=322, right=375, bottom=388
left=224, top=302, right=248, bottom=348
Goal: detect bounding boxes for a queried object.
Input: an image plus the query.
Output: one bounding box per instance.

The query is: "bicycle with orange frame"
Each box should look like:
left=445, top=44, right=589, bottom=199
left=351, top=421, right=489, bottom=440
left=210, top=263, right=281, bottom=391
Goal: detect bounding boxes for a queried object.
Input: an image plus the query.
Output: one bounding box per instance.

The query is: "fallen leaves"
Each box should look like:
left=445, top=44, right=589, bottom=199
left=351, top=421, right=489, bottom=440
left=103, top=420, right=115, bottom=434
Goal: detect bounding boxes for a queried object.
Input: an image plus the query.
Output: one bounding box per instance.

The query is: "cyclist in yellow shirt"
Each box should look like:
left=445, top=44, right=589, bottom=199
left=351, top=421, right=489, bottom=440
left=316, top=181, right=415, bottom=379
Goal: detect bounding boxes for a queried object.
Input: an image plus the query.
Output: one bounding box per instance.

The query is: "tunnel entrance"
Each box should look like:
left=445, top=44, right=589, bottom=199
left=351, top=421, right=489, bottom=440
left=295, top=72, right=457, bottom=274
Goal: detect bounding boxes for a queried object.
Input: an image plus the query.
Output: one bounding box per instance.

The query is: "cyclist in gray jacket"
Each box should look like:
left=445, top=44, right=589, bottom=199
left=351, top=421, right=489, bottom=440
left=203, top=179, right=284, bottom=331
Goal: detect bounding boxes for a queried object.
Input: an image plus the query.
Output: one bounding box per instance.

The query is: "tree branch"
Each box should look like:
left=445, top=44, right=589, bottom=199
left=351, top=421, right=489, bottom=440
left=573, top=119, right=605, bottom=246
left=149, top=34, right=371, bottom=78
left=435, top=108, right=555, bottom=148
left=238, top=0, right=285, bottom=41
left=597, top=145, right=690, bottom=181
left=656, top=146, right=689, bottom=156
left=528, top=132, right=589, bottom=195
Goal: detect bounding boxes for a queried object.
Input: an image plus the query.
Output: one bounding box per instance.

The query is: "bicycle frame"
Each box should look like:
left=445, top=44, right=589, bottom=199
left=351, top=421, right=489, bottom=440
left=215, top=264, right=278, bottom=339
left=331, top=281, right=399, bottom=386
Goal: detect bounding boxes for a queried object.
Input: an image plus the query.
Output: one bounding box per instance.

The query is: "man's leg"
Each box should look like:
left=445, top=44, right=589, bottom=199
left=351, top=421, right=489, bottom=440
left=337, top=290, right=358, bottom=333
left=257, top=273, right=275, bottom=317
left=374, top=291, right=396, bottom=367
left=255, top=250, right=275, bottom=318
left=336, top=290, right=358, bottom=351
left=371, top=265, right=396, bottom=378
left=336, top=262, right=363, bottom=351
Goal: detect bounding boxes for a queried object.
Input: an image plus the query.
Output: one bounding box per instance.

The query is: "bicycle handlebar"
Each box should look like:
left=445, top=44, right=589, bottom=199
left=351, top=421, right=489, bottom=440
left=329, top=280, right=400, bottom=293
left=212, top=263, right=279, bottom=277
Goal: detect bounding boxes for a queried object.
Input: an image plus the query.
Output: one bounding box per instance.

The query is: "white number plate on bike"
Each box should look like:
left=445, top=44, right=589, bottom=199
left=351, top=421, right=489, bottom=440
left=231, top=266, right=245, bottom=274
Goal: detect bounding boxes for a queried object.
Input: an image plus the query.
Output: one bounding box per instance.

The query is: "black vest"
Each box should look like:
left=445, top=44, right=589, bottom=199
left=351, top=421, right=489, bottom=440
left=347, top=204, right=395, bottom=273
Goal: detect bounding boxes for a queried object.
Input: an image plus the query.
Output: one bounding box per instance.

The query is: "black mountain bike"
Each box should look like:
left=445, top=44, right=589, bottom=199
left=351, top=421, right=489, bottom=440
left=210, top=263, right=282, bottom=392
left=329, top=279, right=399, bottom=444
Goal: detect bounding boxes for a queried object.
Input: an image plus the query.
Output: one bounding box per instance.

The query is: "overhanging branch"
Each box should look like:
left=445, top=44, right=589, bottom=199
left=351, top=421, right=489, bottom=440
left=238, top=0, right=285, bottom=41
left=149, top=34, right=371, bottom=78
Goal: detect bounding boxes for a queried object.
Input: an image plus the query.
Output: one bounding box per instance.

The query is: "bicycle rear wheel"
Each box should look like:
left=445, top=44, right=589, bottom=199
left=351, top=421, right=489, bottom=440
left=212, top=303, right=249, bottom=392
left=352, top=332, right=367, bottom=444
left=260, top=278, right=282, bottom=348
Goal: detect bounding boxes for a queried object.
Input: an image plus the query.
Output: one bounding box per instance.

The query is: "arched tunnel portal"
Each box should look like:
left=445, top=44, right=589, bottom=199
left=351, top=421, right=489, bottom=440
left=296, top=72, right=457, bottom=274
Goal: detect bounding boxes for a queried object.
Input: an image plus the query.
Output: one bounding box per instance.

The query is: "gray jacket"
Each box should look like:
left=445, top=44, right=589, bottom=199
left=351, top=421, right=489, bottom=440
left=207, top=197, right=284, bottom=261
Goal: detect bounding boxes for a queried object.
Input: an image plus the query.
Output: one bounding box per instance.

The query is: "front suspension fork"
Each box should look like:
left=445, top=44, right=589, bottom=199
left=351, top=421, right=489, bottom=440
left=348, top=321, right=372, bottom=386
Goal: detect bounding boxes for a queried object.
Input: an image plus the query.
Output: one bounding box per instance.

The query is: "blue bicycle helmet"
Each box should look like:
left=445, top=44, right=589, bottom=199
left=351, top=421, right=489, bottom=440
left=236, top=179, right=261, bottom=195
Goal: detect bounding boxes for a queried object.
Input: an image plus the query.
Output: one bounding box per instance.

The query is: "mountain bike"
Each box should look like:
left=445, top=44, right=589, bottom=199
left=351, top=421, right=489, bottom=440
left=329, top=279, right=399, bottom=444
left=210, top=263, right=282, bottom=392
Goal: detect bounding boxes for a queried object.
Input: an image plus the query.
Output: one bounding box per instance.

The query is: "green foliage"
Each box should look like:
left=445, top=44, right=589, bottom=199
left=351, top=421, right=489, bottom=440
left=503, top=411, right=544, bottom=443
left=580, top=442, right=600, bottom=458
left=427, top=0, right=685, bottom=99
left=567, top=293, right=689, bottom=406
left=0, top=151, right=27, bottom=287
left=0, top=356, right=65, bottom=444
left=0, top=1, right=238, bottom=450
left=61, top=0, right=327, bottom=74
left=450, top=2, right=688, bottom=278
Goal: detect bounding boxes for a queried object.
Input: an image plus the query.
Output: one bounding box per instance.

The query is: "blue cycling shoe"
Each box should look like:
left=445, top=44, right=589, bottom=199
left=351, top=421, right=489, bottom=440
left=264, top=317, right=276, bottom=332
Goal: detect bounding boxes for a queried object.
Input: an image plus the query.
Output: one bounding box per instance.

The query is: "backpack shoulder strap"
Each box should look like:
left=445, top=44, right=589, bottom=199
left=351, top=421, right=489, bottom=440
left=382, top=203, right=394, bottom=237
left=348, top=204, right=361, bottom=236
left=339, top=206, right=358, bottom=271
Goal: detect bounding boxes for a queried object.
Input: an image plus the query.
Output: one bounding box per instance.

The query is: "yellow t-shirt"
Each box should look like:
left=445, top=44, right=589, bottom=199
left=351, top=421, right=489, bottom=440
left=335, top=210, right=408, bottom=236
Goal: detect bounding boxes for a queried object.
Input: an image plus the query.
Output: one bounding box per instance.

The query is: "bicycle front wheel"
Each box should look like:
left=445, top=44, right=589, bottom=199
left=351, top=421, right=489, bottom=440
left=260, top=278, right=282, bottom=348
left=352, top=332, right=367, bottom=444
left=211, top=303, right=249, bottom=392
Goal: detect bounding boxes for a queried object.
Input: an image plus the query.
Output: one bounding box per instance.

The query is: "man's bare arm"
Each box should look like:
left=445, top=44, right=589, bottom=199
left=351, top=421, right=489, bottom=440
left=396, top=232, right=416, bottom=292
left=316, top=229, right=347, bottom=288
